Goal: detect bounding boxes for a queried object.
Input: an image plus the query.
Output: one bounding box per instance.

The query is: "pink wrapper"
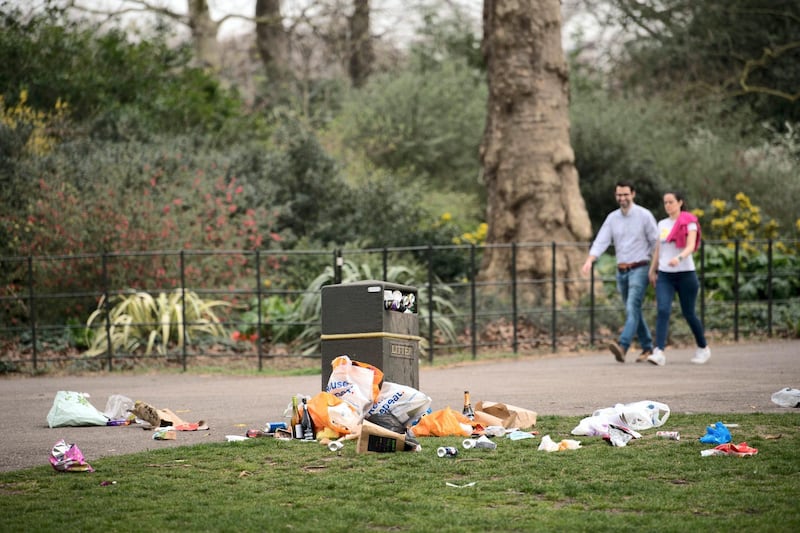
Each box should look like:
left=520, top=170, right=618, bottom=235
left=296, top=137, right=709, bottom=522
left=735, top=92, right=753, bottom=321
left=50, top=439, right=94, bottom=472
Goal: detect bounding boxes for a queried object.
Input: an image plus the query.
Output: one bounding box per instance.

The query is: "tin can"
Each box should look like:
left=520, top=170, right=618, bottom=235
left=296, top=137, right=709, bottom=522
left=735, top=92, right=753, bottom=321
left=246, top=429, right=267, bottom=438
left=437, top=446, right=458, bottom=458
left=656, top=431, right=680, bottom=441
left=266, top=422, right=287, bottom=433
left=328, top=440, right=345, bottom=452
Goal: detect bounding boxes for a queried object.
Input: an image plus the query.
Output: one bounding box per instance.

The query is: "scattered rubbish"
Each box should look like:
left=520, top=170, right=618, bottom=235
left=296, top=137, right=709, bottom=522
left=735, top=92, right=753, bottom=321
left=723, top=423, right=739, bottom=428
left=474, top=400, right=537, bottom=429
left=506, top=430, right=536, bottom=441
left=131, top=400, right=161, bottom=428
left=482, top=426, right=507, bottom=438
left=50, top=439, right=94, bottom=472
left=656, top=431, right=681, bottom=441
left=463, top=435, right=497, bottom=450
left=699, top=421, right=732, bottom=445
left=47, top=391, right=108, bottom=428
left=408, top=407, right=472, bottom=437
left=446, top=482, right=476, bottom=488
left=701, top=442, right=758, bottom=457
left=100, top=481, right=117, bottom=486
left=152, top=427, right=176, bottom=440
left=103, top=394, right=134, bottom=421
left=357, top=420, right=417, bottom=453
left=771, top=387, right=800, bottom=408
left=246, top=429, right=270, bottom=438
left=604, top=425, right=640, bottom=447
left=328, top=440, right=345, bottom=451
left=326, top=355, right=384, bottom=415
left=437, top=446, right=458, bottom=458
left=367, top=381, right=432, bottom=426
left=273, top=428, right=293, bottom=440
left=573, top=401, right=670, bottom=436
left=266, top=422, right=288, bottom=433
left=538, top=435, right=581, bottom=452
left=226, top=435, right=248, bottom=442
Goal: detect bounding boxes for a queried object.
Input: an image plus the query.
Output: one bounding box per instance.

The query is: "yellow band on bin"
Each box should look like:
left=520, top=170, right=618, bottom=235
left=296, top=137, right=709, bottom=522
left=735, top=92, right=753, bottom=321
left=320, top=332, right=424, bottom=342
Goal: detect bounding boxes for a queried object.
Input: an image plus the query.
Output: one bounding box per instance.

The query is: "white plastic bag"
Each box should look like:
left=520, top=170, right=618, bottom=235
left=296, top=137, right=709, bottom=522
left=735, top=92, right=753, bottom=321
left=103, top=394, right=134, bottom=420
left=593, top=401, right=670, bottom=431
left=367, top=381, right=432, bottom=425
left=771, top=387, right=800, bottom=408
left=326, top=355, right=378, bottom=414
left=47, top=391, right=108, bottom=428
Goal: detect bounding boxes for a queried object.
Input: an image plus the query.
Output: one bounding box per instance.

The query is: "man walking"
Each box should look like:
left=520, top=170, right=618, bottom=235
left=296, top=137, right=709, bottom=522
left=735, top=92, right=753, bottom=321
left=581, top=181, right=658, bottom=363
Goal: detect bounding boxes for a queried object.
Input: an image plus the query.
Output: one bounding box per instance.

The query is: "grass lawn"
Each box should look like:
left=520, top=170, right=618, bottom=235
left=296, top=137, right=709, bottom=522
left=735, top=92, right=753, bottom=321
left=1, top=413, right=798, bottom=532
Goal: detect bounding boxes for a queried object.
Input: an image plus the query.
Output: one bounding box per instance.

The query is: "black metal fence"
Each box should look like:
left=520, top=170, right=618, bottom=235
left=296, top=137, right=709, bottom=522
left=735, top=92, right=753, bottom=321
left=1, top=239, right=797, bottom=373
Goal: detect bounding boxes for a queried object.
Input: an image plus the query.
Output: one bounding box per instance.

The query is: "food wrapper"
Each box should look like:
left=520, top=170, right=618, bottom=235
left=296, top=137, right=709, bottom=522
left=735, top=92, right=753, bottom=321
left=50, top=439, right=94, bottom=472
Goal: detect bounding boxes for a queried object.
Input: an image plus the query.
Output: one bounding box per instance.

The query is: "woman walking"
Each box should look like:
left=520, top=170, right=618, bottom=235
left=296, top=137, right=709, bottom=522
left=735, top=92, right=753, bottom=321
left=647, top=191, right=710, bottom=366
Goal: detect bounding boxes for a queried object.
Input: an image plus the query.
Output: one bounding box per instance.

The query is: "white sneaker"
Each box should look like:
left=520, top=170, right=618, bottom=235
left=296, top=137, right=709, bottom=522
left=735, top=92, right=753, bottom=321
left=691, top=346, right=711, bottom=364
left=647, top=348, right=666, bottom=366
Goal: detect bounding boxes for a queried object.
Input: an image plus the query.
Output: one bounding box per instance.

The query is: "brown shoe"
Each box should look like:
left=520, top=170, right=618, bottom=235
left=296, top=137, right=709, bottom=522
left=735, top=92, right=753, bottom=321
left=608, top=341, right=627, bottom=363
left=636, top=349, right=653, bottom=363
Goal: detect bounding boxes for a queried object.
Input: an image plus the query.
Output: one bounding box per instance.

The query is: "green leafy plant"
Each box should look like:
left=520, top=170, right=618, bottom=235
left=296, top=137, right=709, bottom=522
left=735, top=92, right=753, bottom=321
left=84, top=289, right=229, bottom=356
left=236, top=295, right=304, bottom=345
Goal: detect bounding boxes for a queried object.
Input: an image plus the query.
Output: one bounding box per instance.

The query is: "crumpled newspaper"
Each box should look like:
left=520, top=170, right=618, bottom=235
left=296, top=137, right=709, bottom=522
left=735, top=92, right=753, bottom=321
left=50, top=439, right=94, bottom=472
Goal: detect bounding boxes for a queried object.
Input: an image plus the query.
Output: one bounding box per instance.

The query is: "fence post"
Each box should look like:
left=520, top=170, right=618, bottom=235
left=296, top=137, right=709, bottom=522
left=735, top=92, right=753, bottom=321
left=470, top=244, right=477, bottom=360
left=427, top=245, right=434, bottom=363
left=551, top=242, right=557, bottom=353
left=382, top=247, right=388, bottom=281
left=333, top=249, right=342, bottom=285
left=256, top=250, right=264, bottom=371
left=180, top=250, right=187, bottom=371
left=27, top=256, right=37, bottom=372
left=767, top=239, right=773, bottom=337
left=511, top=243, right=518, bottom=354
left=699, top=240, right=706, bottom=328
left=589, top=256, right=596, bottom=346
left=102, top=252, right=112, bottom=371
left=733, top=240, right=740, bottom=341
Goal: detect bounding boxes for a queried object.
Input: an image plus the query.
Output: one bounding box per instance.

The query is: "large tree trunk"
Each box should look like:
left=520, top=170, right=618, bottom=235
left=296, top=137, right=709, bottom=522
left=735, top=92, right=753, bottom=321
left=348, top=0, right=373, bottom=87
left=187, top=0, right=221, bottom=70
left=479, top=0, right=592, bottom=304
left=255, top=0, right=288, bottom=76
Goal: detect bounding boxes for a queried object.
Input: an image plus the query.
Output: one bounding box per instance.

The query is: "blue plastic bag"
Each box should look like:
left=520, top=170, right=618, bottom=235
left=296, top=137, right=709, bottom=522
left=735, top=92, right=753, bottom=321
left=699, top=421, right=731, bottom=444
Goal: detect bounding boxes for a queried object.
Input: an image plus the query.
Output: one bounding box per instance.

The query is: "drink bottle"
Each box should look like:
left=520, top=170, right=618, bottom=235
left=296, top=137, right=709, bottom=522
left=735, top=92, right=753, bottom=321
left=462, top=390, right=475, bottom=420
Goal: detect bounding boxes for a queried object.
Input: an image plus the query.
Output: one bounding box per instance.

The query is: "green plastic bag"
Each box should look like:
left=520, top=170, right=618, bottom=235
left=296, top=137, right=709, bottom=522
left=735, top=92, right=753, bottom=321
left=47, top=391, right=108, bottom=428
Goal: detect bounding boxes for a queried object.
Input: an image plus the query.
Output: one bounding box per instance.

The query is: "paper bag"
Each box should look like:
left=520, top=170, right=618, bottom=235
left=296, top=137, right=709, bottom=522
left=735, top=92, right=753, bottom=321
left=475, top=400, right=537, bottom=429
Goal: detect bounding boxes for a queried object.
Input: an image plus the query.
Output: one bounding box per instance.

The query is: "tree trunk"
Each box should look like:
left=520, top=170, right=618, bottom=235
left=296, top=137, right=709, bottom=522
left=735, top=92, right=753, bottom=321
left=255, top=0, right=288, bottom=76
left=348, top=0, right=373, bottom=87
left=187, top=0, right=221, bottom=70
left=479, top=0, right=592, bottom=304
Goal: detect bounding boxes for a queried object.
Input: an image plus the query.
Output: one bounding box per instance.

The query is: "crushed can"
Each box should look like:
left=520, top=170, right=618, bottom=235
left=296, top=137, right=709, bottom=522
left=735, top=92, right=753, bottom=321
left=656, top=431, right=680, bottom=441
left=437, top=446, right=458, bottom=458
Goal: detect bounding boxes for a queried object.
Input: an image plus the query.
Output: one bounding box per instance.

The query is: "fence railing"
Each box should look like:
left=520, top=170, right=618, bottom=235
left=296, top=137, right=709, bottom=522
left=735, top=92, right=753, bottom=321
left=1, top=239, right=797, bottom=373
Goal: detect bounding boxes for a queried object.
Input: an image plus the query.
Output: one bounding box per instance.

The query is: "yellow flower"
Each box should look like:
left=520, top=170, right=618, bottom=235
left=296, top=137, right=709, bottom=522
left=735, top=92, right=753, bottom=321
left=440, top=212, right=452, bottom=223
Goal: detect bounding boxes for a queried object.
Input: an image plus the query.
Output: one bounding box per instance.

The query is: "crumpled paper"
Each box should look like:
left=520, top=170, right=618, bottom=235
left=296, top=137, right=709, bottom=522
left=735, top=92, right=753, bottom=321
left=50, top=439, right=94, bottom=472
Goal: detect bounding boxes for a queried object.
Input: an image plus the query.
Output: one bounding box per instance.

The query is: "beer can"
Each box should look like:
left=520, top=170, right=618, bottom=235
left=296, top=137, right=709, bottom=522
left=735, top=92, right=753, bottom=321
left=328, top=440, right=345, bottom=452
left=246, top=428, right=267, bottom=438
left=656, top=431, right=680, bottom=441
left=437, top=446, right=458, bottom=458
left=266, top=422, right=287, bottom=433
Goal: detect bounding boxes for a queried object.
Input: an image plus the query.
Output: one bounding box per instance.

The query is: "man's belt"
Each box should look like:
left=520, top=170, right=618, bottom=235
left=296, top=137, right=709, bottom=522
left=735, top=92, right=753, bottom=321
left=617, top=260, right=649, bottom=272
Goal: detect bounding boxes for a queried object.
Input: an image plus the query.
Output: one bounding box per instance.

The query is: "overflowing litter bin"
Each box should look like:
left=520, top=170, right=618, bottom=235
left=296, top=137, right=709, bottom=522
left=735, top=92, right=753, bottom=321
left=320, top=280, right=421, bottom=389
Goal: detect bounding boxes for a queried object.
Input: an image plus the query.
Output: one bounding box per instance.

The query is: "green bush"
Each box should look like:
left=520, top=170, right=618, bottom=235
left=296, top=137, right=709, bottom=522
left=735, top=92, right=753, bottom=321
left=85, top=289, right=229, bottom=356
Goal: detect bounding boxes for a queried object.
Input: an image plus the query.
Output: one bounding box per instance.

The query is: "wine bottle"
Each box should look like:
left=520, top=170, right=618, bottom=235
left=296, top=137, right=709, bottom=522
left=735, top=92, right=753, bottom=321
left=301, top=397, right=315, bottom=440
left=462, top=390, right=475, bottom=420
left=291, top=395, right=302, bottom=439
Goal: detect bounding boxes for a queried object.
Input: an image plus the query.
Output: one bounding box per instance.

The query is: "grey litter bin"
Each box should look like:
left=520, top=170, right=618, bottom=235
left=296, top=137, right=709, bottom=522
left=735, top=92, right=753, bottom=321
left=320, top=280, right=420, bottom=390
